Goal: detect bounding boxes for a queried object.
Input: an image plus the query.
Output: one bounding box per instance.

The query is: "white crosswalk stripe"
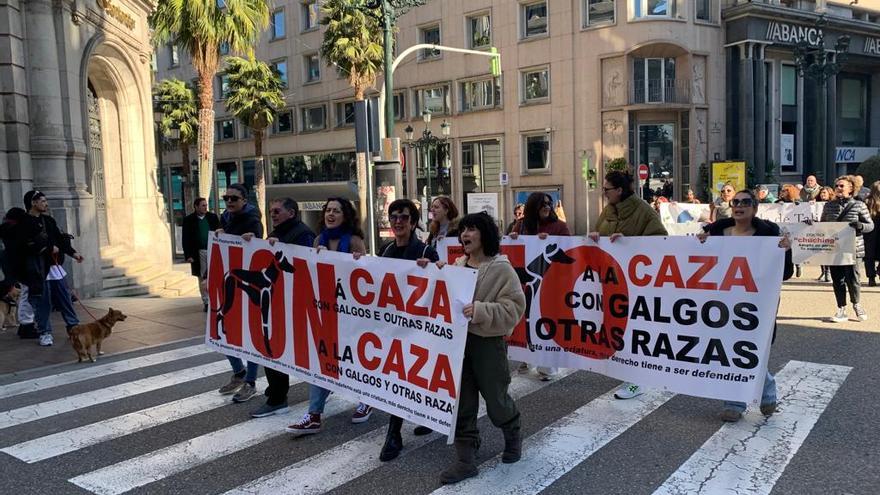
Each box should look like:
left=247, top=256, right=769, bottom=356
left=0, top=344, right=211, bottom=400
left=0, top=347, right=850, bottom=495
left=0, top=360, right=229, bottom=431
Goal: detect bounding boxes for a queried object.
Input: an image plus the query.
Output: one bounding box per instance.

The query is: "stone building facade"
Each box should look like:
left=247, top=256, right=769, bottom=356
left=0, top=0, right=170, bottom=296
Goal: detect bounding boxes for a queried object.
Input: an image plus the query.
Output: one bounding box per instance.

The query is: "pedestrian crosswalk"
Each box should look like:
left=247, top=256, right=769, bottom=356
left=0, top=341, right=852, bottom=494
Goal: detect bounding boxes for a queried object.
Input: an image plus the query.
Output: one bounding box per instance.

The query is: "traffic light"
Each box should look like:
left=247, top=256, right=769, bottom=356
left=490, top=47, right=501, bottom=77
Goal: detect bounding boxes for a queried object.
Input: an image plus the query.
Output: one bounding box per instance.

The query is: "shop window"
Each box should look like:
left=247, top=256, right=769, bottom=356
left=521, top=67, right=550, bottom=103
left=461, top=78, right=501, bottom=112
left=420, top=25, right=441, bottom=60
left=584, top=0, right=614, bottom=27
left=522, top=1, right=548, bottom=38
left=461, top=139, right=503, bottom=203
left=468, top=13, right=492, bottom=49
left=271, top=9, right=285, bottom=40
left=301, top=105, right=326, bottom=131
left=523, top=133, right=550, bottom=172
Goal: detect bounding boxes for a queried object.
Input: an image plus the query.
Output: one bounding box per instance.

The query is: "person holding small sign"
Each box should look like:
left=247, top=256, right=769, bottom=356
left=436, top=212, right=526, bottom=484
left=698, top=189, right=793, bottom=422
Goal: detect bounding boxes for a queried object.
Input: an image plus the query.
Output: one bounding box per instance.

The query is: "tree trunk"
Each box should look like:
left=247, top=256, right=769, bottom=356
left=254, top=128, right=267, bottom=234
left=197, top=70, right=215, bottom=202
left=354, top=88, right=370, bottom=250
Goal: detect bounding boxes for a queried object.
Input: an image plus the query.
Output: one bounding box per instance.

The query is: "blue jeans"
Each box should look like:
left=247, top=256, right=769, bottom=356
left=31, top=283, right=53, bottom=336
left=226, top=356, right=259, bottom=384
left=308, top=385, right=332, bottom=414
left=48, top=279, right=79, bottom=329
left=723, top=371, right=777, bottom=413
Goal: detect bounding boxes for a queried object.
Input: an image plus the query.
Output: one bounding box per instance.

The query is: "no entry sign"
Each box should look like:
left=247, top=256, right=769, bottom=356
left=638, top=164, right=649, bottom=181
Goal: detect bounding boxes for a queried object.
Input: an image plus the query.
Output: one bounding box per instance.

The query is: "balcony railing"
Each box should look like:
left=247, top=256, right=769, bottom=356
left=629, top=79, right=691, bottom=105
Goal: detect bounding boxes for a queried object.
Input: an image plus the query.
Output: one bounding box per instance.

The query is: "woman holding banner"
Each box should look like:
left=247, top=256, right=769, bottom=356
left=427, top=196, right=460, bottom=249
left=698, top=189, right=792, bottom=422
left=437, top=212, right=526, bottom=484
left=588, top=170, right=667, bottom=400
left=509, top=192, right=570, bottom=380
left=286, top=198, right=374, bottom=434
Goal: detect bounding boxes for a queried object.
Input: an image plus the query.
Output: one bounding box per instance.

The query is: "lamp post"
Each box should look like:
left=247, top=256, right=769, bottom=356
left=793, top=15, right=850, bottom=183
left=404, top=111, right=450, bottom=222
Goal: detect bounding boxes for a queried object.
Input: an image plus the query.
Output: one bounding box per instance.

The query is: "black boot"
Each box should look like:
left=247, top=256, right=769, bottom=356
left=439, top=440, right=479, bottom=484
left=869, top=277, right=877, bottom=287
left=379, top=417, right=404, bottom=462
left=501, top=427, right=522, bottom=463
left=18, top=323, right=38, bottom=339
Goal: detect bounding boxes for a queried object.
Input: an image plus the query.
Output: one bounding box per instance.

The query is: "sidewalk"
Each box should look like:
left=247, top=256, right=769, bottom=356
left=0, top=295, right=206, bottom=375
left=0, top=266, right=875, bottom=376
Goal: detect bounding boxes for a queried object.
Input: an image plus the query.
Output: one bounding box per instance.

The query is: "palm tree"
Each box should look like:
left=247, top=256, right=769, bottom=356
left=154, top=78, right=199, bottom=210
left=223, top=56, right=285, bottom=232
left=150, top=0, right=270, bottom=201
left=320, top=0, right=384, bottom=240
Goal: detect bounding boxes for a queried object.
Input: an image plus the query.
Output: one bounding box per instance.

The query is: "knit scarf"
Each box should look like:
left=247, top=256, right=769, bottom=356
left=318, top=226, right=352, bottom=253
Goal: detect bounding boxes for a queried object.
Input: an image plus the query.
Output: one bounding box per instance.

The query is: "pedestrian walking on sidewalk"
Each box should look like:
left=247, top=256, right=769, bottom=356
left=284, top=197, right=373, bottom=430
left=588, top=170, right=667, bottom=400
left=214, top=184, right=263, bottom=402
left=437, top=212, right=526, bottom=484
left=821, top=176, right=874, bottom=322
left=182, top=198, right=220, bottom=313
left=698, top=189, right=793, bottom=422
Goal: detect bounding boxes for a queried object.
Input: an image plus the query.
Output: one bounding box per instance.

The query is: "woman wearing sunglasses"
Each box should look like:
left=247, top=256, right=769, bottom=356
left=710, top=182, right=736, bottom=222
left=588, top=170, right=667, bottom=400
left=697, top=189, right=792, bottom=422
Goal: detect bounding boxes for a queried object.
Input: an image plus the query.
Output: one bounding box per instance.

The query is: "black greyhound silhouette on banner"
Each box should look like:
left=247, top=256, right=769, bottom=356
left=515, top=243, right=576, bottom=352
left=215, top=251, right=295, bottom=356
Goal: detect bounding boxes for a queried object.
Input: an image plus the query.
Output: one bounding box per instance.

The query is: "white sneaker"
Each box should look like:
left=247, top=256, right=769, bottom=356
left=854, top=304, right=868, bottom=321
left=829, top=307, right=847, bottom=323
left=39, top=333, right=53, bottom=346
left=614, top=382, right=643, bottom=400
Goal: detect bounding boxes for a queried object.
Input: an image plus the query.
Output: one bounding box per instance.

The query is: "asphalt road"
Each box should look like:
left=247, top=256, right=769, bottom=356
left=0, top=268, right=877, bottom=495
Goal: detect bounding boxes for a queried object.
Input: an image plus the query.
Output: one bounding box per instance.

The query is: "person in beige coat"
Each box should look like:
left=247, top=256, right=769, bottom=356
left=436, top=212, right=526, bottom=484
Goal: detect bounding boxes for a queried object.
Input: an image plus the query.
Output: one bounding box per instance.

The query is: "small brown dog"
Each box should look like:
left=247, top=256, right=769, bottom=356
left=69, top=307, right=127, bottom=363
left=0, top=283, right=21, bottom=329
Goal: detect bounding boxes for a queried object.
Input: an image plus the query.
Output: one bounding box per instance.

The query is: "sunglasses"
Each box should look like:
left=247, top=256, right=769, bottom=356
left=222, top=195, right=243, bottom=202
left=731, top=198, right=755, bottom=207
left=389, top=213, right=411, bottom=222
left=542, top=201, right=553, bottom=207
left=835, top=184, right=848, bottom=189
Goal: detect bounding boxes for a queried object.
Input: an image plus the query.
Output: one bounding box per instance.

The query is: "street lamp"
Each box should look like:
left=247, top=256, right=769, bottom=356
left=404, top=112, right=451, bottom=218
left=793, top=15, right=850, bottom=182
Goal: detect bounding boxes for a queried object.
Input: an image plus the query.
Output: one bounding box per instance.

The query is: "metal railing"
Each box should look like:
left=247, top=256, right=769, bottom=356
left=629, top=79, right=692, bottom=105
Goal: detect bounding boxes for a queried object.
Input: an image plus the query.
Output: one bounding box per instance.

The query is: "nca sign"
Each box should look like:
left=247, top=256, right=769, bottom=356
left=766, top=22, right=823, bottom=45
left=835, top=147, right=880, bottom=163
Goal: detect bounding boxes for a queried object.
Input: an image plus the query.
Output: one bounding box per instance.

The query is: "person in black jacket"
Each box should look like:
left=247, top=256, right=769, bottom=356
left=182, top=197, right=221, bottom=312
left=248, top=197, right=315, bottom=418
left=214, top=183, right=264, bottom=403
left=698, top=189, right=792, bottom=423
left=18, top=191, right=84, bottom=346
left=378, top=199, right=439, bottom=462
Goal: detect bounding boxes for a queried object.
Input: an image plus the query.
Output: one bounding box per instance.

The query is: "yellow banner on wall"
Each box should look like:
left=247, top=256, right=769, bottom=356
left=711, top=162, right=747, bottom=198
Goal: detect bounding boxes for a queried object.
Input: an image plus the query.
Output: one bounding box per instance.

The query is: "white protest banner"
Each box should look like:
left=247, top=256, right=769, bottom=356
left=664, top=223, right=706, bottom=236
left=782, top=222, right=856, bottom=265
left=205, top=235, right=477, bottom=436
left=659, top=203, right=711, bottom=224
left=810, top=201, right=826, bottom=221
left=438, top=236, right=784, bottom=404
left=757, top=203, right=814, bottom=223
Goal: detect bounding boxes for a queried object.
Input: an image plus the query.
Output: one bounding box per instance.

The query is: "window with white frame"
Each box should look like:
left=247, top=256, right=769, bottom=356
left=304, top=53, right=320, bottom=82
left=420, top=25, right=441, bottom=59
left=584, top=0, right=614, bottom=27
left=336, top=101, right=356, bottom=127
left=416, top=86, right=449, bottom=115
left=632, top=0, right=673, bottom=18
left=273, top=109, right=294, bottom=134
left=521, top=67, right=549, bottom=103
left=301, top=105, right=326, bottom=131
left=216, top=119, right=236, bottom=141
left=523, top=133, right=550, bottom=172
left=393, top=92, right=406, bottom=120
left=695, top=0, right=715, bottom=22
left=467, top=13, right=491, bottom=49
left=271, top=9, right=285, bottom=39
left=168, top=44, right=179, bottom=67
left=522, top=2, right=548, bottom=38
left=302, top=0, right=319, bottom=31
left=271, top=60, right=288, bottom=88
left=461, top=77, right=501, bottom=112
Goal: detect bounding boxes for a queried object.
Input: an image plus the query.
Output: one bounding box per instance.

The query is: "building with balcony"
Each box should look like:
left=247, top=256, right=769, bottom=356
left=156, top=0, right=730, bottom=235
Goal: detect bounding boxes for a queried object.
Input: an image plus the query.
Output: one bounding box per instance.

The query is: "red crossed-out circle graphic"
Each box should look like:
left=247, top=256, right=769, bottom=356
left=539, top=245, right=629, bottom=360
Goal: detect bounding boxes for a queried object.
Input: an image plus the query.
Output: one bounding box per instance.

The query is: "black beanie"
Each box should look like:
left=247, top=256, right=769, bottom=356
left=23, top=190, right=45, bottom=210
